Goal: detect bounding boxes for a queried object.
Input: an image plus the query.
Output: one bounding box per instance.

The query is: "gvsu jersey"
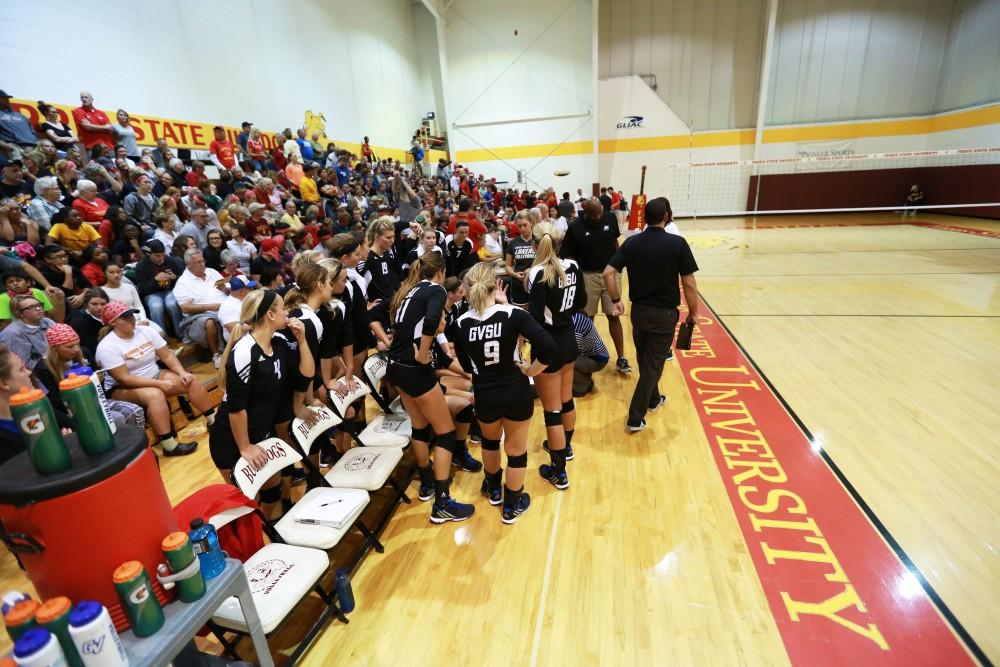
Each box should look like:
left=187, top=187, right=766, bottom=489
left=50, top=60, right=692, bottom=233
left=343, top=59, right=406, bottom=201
left=388, top=280, right=447, bottom=366
left=527, top=258, right=587, bottom=333
left=451, top=304, right=557, bottom=389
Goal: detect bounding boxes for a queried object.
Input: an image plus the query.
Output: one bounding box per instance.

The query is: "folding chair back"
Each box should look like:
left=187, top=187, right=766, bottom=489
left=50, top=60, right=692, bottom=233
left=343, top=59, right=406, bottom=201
left=290, top=406, right=342, bottom=457
left=232, top=438, right=303, bottom=500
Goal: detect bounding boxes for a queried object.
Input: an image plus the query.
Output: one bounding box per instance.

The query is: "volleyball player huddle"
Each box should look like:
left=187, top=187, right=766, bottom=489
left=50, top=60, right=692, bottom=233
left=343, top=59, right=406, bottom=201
left=209, top=211, right=585, bottom=526
left=389, top=212, right=584, bottom=525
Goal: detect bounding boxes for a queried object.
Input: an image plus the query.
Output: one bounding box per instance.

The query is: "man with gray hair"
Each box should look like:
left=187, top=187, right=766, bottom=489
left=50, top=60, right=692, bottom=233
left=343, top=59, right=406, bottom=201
left=151, top=138, right=169, bottom=169
left=167, top=157, right=188, bottom=189
left=172, top=248, right=227, bottom=367
left=179, top=206, right=222, bottom=248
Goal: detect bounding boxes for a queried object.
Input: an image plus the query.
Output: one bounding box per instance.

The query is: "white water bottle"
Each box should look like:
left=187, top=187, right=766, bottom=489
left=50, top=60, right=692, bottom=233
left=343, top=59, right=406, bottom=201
left=13, top=627, right=67, bottom=667
left=67, top=602, right=129, bottom=667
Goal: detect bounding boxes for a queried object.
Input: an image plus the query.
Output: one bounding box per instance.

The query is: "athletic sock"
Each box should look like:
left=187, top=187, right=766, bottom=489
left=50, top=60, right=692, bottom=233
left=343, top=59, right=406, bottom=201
left=433, top=479, right=451, bottom=503
left=418, top=464, right=434, bottom=488
left=565, top=429, right=574, bottom=447
left=159, top=435, right=178, bottom=451
left=502, top=484, right=523, bottom=510
left=549, top=448, right=567, bottom=474
left=203, top=408, right=215, bottom=426
left=485, top=469, right=502, bottom=489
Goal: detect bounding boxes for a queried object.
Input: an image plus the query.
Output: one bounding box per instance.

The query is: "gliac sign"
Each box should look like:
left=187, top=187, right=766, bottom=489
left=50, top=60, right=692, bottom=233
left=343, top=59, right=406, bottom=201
left=617, top=115, right=644, bottom=129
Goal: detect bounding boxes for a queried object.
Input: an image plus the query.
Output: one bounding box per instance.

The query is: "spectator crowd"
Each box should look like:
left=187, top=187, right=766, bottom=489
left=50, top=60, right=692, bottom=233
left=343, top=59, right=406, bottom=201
left=0, top=86, right=634, bottom=468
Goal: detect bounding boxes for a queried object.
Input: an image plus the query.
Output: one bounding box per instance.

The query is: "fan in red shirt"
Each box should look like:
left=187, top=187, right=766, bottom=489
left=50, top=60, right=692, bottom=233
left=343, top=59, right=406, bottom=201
left=271, top=134, right=287, bottom=171
left=209, top=126, right=237, bottom=170
left=447, top=197, right=487, bottom=251
left=185, top=161, right=207, bottom=188
left=71, top=91, right=114, bottom=151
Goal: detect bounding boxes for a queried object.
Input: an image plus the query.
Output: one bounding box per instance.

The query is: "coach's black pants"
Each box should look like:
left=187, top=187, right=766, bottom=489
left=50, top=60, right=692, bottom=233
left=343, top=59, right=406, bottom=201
left=628, top=304, right=679, bottom=425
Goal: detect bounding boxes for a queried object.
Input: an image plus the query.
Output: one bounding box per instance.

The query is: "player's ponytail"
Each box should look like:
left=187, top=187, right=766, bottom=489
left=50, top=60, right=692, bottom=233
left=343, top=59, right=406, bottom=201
left=531, top=221, right=567, bottom=287
left=390, top=252, right=445, bottom=320
left=464, top=262, right=496, bottom=315
left=217, top=289, right=278, bottom=392
left=283, top=262, right=328, bottom=310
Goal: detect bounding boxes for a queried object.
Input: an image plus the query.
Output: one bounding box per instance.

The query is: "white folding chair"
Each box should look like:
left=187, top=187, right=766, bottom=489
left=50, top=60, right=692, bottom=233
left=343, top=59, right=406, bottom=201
left=200, top=476, right=342, bottom=666
left=330, top=372, right=410, bottom=448
left=360, top=354, right=413, bottom=446
left=288, top=410, right=390, bottom=559
left=231, top=437, right=373, bottom=554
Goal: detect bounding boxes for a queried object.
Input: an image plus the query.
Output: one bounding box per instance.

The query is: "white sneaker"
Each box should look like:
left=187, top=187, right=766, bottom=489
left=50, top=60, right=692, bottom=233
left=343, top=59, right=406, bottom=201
left=213, top=353, right=223, bottom=369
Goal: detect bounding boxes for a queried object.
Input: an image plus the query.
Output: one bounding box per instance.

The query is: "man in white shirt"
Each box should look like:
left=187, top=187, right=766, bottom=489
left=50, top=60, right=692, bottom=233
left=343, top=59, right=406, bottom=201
left=282, top=129, right=301, bottom=161
left=218, top=275, right=257, bottom=343
left=172, top=248, right=228, bottom=367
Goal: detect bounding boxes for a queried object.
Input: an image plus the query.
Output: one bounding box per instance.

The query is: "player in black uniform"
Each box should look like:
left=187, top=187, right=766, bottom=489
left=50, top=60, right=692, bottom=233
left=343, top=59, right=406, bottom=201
left=210, top=289, right=319, bottom=518
left=402, top=228, right=444, bottom=274
left=527, top=221, right=588, bottom=491
left=282, top=261, right=353, bottom=479
left=387, top=253, right=475, bottom=523
left=446, top=221, right=478, bottom=277
left=318, top=257, right=363, bottom=457
left=363, top=217, right=401, bottom=303
left=504, top=209, right=535, bottom=306
left=452, top=263, right=558, bottom=523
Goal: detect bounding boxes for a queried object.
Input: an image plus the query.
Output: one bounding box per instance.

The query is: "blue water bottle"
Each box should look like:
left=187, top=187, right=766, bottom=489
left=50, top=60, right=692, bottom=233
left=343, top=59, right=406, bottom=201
left=334, top=568, right=355, bottom=613
left=188, top=518, right=226, bottom=580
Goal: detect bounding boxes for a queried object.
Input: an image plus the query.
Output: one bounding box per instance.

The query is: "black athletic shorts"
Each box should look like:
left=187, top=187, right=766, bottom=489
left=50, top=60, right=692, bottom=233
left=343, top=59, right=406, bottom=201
left=274, top=390, right=295, bottom=425
left=387, top=360, right=439, bottom=398
left=208, top=419, right=274, bottom=471
left=533, top=329, right=578, bottom=373
left=474, top=381, right=534, bottom=423
left=508, top=282, right=530, bottom=306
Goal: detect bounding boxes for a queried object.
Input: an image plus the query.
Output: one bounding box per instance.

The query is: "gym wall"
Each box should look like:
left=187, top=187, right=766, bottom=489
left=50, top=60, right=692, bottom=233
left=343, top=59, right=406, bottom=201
left=445, top=0, right=598, bottom=194
left=0, top=0, right=442, bottom=156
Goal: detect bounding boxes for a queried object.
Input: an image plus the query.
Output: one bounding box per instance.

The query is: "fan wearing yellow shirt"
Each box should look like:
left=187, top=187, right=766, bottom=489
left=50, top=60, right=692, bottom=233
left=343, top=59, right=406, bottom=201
left=299, top=162, right=320, bottom=205
left=45, top=207, right=102, bottom=257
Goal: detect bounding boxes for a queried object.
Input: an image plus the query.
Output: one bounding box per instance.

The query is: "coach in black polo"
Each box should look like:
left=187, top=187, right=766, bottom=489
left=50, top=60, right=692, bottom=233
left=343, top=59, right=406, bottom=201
left=603, top=197, right=699, bottom=432
left=561, top=198, right=631, bottom=373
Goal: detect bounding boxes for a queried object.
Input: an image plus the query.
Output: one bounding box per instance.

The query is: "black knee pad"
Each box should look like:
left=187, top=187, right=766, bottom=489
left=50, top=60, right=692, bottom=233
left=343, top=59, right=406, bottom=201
left=434, top=430, right=457, bottom=454
left=411, top=424, right=433, bottom=442
left=507, top=452, right=528, bottom=469
left=544, top=410, right=562, bottom=427
left=259, top=485, right=282, bottom=503
left=482, top=438, right=501, bottom=452
left=455, top=403, right=475, bottom=424
left=562, top=399, right=575, bottom=414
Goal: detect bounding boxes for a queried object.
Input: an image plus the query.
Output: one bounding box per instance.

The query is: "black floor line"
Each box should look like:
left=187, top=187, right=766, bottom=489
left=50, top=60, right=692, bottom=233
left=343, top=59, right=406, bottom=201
left=699, top=293, right=992, bottom=667
left=717, top=313, right=1000, bottom=318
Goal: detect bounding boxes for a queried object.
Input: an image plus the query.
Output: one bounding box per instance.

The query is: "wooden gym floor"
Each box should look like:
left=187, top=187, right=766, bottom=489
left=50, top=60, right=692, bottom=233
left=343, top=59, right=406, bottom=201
left=1, top=212, right=997, bottom=665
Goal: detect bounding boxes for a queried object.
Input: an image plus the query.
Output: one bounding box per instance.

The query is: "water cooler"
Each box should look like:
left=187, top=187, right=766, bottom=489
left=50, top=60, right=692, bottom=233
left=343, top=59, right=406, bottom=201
left=0, top=426, right=178, bottom=632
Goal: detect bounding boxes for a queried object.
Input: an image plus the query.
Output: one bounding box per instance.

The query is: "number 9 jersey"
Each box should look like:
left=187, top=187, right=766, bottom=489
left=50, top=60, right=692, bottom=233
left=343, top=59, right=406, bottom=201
left=451, top=304, right=557, bottom=389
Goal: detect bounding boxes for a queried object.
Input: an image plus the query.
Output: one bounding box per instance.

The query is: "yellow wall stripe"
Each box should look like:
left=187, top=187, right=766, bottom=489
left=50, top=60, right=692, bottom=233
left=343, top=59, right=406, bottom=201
left=454, top=140, right=593, bottom=164
left=599, top=129, right=755, bottom=154
left=454, top=103, right=1000, bottom=162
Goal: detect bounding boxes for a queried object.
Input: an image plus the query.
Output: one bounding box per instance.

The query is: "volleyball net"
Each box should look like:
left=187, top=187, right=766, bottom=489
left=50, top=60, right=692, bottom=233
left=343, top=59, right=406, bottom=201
left=650, top=147, right=1000, bottom=219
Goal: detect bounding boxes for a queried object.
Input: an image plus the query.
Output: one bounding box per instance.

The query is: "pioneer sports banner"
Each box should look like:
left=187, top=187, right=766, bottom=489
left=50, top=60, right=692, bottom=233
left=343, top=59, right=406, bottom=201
left=675, top=298, right=980, bottom=666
